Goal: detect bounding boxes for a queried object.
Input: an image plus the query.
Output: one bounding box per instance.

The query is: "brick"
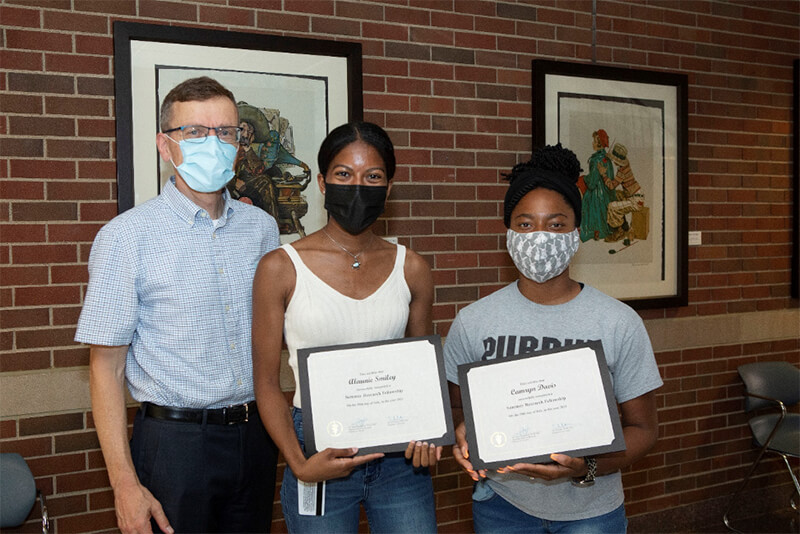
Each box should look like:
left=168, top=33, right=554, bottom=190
left=13, top=243, right=77, bottom=264
left=0, top=350, right=51, bottom=372
left=56, top=468, right=111, bottom=494
left=7, top=72, right=75, bottom=94
left=47, top=139, right=110, bottom=159
left=8, top=115, right=75, bottom=137
left=48, top=182, right=110, bottom=201
left=15, top=285, right=81, bottom=305
left=56, top=510, right=125, bottom=533
left=45, top=53, right=110, bottom=75
left=0, top=436, right=53, bottom=457
left=78, top=202, right=119, bottom=222
left=0, top=223, right=46, bottom=242
left=0, top=180, right=45, bottom=200
left=46, top=96, right=110, bottom=118
left=13, top=202, right=77, bottom=221
left=55, top=430, right=101, bottom=454
left=52, top=305, right=82, bottom=325
left=0, top=265, right=49, bottom=286
left=19, top=413, right=84, bottom=436
left=28, top=452, right=86, bottom=476
left=0, top=137, right=44, bottom=158
left=42, top=7, right=107, bottom=32
left=9, top=159, right=76, bottom=180
left=0, top=93, right=43, bottom=114
left=0, top=5, right=42, bottom=28
left=54, top=346, right=90, bottom=367
left=77, top=117, right=114, bottom=138
left=45, top=493, right=88, bottom=519
left=0, top=307, right=50, bottom=328
left=6, top=29, right=73, bottom=53
left=0, top=49, right=43, bottom=71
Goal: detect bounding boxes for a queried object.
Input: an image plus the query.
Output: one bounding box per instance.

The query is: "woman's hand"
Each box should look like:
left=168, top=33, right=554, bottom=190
left=497, top=453, right=587, bottom=481
left=452, top=422, right=487, bottom=481
left=405, top=441, right=442, bottom=468
left=293, top=448, right=384, bottom=483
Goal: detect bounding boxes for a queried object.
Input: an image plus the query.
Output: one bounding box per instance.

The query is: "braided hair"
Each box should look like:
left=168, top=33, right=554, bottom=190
left=502, top=143, right=583, bottom=228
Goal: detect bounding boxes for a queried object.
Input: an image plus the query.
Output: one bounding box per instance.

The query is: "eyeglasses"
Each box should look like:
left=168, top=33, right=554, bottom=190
left=162, top=125, right=242, bottom=145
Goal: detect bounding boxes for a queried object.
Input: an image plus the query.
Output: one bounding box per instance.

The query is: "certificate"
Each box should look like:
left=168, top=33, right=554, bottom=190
left=458, top=341, right=625, bottom=469
left=298, top=335, right=454, bottom=455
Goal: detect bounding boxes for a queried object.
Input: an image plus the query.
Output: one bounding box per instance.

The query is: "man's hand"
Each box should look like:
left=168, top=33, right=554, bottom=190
left=114, top=481, right=173, bottom=534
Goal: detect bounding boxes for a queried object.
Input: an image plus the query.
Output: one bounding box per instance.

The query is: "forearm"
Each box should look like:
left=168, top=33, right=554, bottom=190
left=595, top=421, right=657, bottom=476
left=89, top=346, right=140, bottom=491
left=256, top=380, right=308, bottom=473
left=595, top=391, right=659, bottom=476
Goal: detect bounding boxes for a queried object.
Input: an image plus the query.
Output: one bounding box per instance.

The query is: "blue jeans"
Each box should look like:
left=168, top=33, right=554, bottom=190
left=472, top=481, right=627, bottom=533
left=280, top=408, right=437, bottom=533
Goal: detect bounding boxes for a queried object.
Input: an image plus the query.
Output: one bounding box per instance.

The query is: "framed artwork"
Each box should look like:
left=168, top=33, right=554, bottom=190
left=793, top=59, right=799, bottom=299
left=113, top=21, right=363, bottom=242
left=533, top=59, right=688, bottom=309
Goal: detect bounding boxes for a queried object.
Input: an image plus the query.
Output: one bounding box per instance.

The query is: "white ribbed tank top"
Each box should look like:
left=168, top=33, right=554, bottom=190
left=281, top=242, right=411, bottom=408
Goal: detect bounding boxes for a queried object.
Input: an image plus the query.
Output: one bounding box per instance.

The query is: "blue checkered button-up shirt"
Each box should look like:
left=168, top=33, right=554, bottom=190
left=75, top=178, right=280, bottom=408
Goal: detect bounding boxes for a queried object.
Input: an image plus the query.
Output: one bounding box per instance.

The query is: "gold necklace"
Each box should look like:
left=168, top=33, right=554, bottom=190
left=322, top=229, right=372, bottom=269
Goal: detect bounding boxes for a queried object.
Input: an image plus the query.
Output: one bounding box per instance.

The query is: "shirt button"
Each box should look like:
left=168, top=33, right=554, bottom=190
left=230, top=342, right=236, bottom=350
left=218, top=268, right=224, bottom=274
left=225, top=305, right=231, bottom=312
left=237, top=378, right=243, bottom=386
left=212, top=232, right=217, bottom=239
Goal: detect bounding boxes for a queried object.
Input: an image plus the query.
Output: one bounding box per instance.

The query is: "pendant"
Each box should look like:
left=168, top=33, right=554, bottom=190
left=352, top=260, right=361, bottom=269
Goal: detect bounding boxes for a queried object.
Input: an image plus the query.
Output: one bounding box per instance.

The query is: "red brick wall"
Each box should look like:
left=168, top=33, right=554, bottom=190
left=2, top=1, right=798, bottom=532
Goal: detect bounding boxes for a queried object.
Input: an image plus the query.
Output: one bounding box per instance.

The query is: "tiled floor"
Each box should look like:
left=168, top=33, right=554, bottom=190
left=696, top=507, right=799, bottom=533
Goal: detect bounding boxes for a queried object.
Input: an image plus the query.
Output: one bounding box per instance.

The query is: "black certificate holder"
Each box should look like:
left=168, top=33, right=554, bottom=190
left=297, top=334, right=455, bottom=456
left=457, top=340, right=626, bottom=470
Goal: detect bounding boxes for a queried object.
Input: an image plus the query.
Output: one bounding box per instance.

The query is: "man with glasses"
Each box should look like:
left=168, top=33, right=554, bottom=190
left=76, top=77, right=280, bottom=533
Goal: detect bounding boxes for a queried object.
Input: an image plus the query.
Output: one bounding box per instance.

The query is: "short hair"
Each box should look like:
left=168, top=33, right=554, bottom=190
left=159, top=76, right=236, bottom=131
left=317, top=121, right=396, bottom=180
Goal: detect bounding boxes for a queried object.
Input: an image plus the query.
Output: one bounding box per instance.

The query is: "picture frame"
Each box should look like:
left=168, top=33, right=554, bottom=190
left=792, top=59, right=799, bottom=299
left=113, top=21, right=363, bottom=242
left=532, top=59, right=688, bottom=309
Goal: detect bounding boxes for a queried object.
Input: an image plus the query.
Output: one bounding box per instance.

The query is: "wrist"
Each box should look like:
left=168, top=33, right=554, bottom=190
left=571, top=456, right=596, bottom=487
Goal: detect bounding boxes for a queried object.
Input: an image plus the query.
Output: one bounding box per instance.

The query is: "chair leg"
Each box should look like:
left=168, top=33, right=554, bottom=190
left=37, top=490, right=49, bottom=534
left=723, top=445, right=771, bottom=533
left=779, top=454, right=800, bottom=513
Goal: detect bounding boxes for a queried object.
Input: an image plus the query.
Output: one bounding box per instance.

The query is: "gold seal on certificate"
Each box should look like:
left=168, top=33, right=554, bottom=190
left=458, top=341, right=626, bottom=469
left=298, top=335, right=455, bottom=455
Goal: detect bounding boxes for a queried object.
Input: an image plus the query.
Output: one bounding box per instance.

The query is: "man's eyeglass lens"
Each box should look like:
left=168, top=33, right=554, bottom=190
left=165, top=125, right=241, bottom=144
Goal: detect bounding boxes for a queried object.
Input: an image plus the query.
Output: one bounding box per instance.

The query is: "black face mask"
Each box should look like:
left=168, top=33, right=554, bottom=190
left=324, top=183, right=388, bottom=235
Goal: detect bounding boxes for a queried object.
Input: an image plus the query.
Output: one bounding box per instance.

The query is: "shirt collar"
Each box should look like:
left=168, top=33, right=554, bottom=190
left=162, top=177, right=236, bottom=226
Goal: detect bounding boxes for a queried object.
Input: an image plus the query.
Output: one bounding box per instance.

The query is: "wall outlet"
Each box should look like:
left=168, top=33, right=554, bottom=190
left=688, top=231, right=702, bottom=246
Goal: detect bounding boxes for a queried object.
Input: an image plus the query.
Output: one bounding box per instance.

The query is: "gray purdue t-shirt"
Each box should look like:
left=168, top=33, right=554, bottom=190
left=444, top=281, right=663, bottom=521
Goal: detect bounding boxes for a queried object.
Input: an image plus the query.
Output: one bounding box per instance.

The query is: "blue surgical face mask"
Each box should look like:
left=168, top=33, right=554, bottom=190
left=168, top=135, right=236, bottom=193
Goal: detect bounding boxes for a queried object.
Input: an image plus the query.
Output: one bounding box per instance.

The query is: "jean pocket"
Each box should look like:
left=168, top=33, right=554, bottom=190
left=291, top=407, right=306, bottom=450
left=472, top=479, right=496, bottom=502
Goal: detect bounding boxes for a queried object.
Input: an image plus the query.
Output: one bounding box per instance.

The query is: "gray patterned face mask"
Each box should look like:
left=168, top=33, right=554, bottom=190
left=506, top=228, right=580, bottom=283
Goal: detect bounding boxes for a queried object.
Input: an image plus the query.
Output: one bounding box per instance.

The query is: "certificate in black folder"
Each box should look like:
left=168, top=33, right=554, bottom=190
left=298, top=335, right=455, bottom=455
left=458, top=341, right=625, bottom=470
